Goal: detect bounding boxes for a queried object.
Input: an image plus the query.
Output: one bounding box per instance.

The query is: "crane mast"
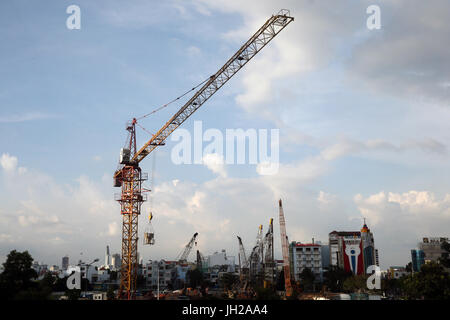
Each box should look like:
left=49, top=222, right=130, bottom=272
left=249, top=225, right=264, bottom=285
left=263, top=218, right=275, bottom=286
left=114, top=10, right=294, bottom=300
left=237, top=236, right=248, bottom=270
left=196, top=250, right=205, bottom=271
left=279, top=199, right=293, bottom=297
left=237, top=236, right=250, bottom=293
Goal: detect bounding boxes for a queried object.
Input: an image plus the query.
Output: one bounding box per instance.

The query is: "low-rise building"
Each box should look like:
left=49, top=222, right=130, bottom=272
left=419, top=237, right=448, bottom=264
left=145, top=260, right=176, bottom=290
left=388, top=266, right=408, bottom=279
left=290, top=241, right=323, bottom=282
left=206, top=250, right=236, bottom=273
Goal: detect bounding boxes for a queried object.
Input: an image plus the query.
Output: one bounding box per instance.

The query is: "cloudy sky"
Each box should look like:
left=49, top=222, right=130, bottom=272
left=1, top=0, right=449, bottom=270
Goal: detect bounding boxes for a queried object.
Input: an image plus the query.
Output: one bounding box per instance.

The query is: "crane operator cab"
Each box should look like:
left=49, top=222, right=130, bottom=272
left=120, top=148, right=131, bottom=164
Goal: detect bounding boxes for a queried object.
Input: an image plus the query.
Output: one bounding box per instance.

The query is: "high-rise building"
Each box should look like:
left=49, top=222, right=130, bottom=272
left=328, top=221, right=377, bottom=275
left=111, top=253, right=121, bottom=270
left=361, top=221, right=376, bottom=270
left=321, top=244, right=330, bottom=270
left=411, top=249, right=425, bottom=272
left=61, top=256, right=69, bottom=270
left=105, top=245, right=111, bottom=267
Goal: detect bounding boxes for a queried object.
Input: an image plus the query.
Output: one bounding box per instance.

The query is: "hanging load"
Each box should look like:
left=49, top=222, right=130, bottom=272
left=143, top=212, right=155, bottom=245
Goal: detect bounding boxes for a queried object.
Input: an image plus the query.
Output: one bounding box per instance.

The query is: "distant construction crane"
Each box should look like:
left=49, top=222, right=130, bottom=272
left=177, top=232, right=198, bottom=263
left=113, top=10, right=294, bottom=299
left=263, top=218, right=275, bottom=287
left=237, top=236, right=250, bottom=295
left=249, top=225, right=265, bottom=286
left=237, top=236, right=249, bottom=288
left=196, top=249, right=205, bottom=272
left=279, top=199, right=293, bottom=297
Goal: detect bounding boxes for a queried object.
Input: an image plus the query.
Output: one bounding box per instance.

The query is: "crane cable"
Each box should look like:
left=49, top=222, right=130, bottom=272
left=136, top=76, right=211, bottom=121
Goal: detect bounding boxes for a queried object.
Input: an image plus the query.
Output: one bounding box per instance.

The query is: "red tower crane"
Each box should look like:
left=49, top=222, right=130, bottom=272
left=113, top=10, right=294, bottom=300
left=279, top=199, right=293, bottom=297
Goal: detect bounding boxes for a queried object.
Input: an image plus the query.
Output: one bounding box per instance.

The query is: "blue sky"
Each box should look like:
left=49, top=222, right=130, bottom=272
left=1, top=0, right=449, bottom=270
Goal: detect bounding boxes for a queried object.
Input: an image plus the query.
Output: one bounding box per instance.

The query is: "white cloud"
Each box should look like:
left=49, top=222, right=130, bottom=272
left=349, top=0, right=450, bottom=104
left=317, top=191, right=337, bottom=205
left=108, top=222, right=119, bottom=236
left=0, top=234, right=14, bottom=243
left=0, top=112, right=58, bottom=123
left=354, top=190, right=450, bottom=265
left=202, top=153, right=227, bottom=177
left=0, top=153, right=119, bottom=264
left=0, top=153, right=18, bottom=172
left=187, top=45, right=202, bottom=57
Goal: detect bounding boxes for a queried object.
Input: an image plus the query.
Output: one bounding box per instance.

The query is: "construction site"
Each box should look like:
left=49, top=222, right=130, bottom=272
left=112, top=9, right=297, bottom=300
left=2, top=0, right=449, bottom=310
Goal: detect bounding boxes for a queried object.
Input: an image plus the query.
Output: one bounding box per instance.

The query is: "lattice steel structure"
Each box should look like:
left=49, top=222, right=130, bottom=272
left=279, top=199, right=293, bottom=297
left=113, top=9, right=294, bottom=169
left=263, top=218, right=275, bottom=286
left=116, top=165, right=147, bottom=300
left=113, top=10, right=294, bottom=299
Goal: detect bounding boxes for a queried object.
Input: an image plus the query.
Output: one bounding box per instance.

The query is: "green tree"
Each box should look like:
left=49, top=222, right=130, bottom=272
left=405, top=262, right=413, bottom=273
left=54, top=276, right=68, bottom=292
left=136, top=275, right=146, bottom=289
left=65, top=289, right=81, bottom=300
left=276, top=269, right=285, bottom=291
left=342, top=274, right=368, bottom=293
left=298, top=268, right=315, bottom=292
left=439, top=241, right=450, bottom=268
left=382, top=278, right=402, bottom=298
left=402, top=262, right=450, bottom=300
left=40, top=272, right=55, bottom=288
left=323, top=266, right=353, bottom=292
left=0, top=250, right=38, bottom=300
left=110, top=270, right=118, bottom=281
left=107, top=286, right=116, bottom=300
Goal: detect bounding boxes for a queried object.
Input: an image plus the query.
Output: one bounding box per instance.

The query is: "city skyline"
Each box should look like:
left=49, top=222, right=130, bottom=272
left=1, top=0, right=450, bottom=271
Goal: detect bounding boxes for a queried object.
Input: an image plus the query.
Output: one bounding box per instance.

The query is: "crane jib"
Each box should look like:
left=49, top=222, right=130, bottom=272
left=131, top=12, right=294, bottom=164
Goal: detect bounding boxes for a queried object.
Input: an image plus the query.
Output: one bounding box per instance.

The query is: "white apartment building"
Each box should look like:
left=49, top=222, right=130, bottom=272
left=145, top=260, right=176, bottom=289
left=206, top=249, right=235, bottom=272
left=290, top=242, right=323, bottom=282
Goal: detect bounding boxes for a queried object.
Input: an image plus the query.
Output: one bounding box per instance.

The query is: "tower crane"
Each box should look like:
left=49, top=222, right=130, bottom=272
left=279, top=199, right=293, bottom=297
left=177, top=232, right=199, bottom=263
left=263, top=218, right=275, bottom=286
left=113, top=10, right=294, bottom=300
